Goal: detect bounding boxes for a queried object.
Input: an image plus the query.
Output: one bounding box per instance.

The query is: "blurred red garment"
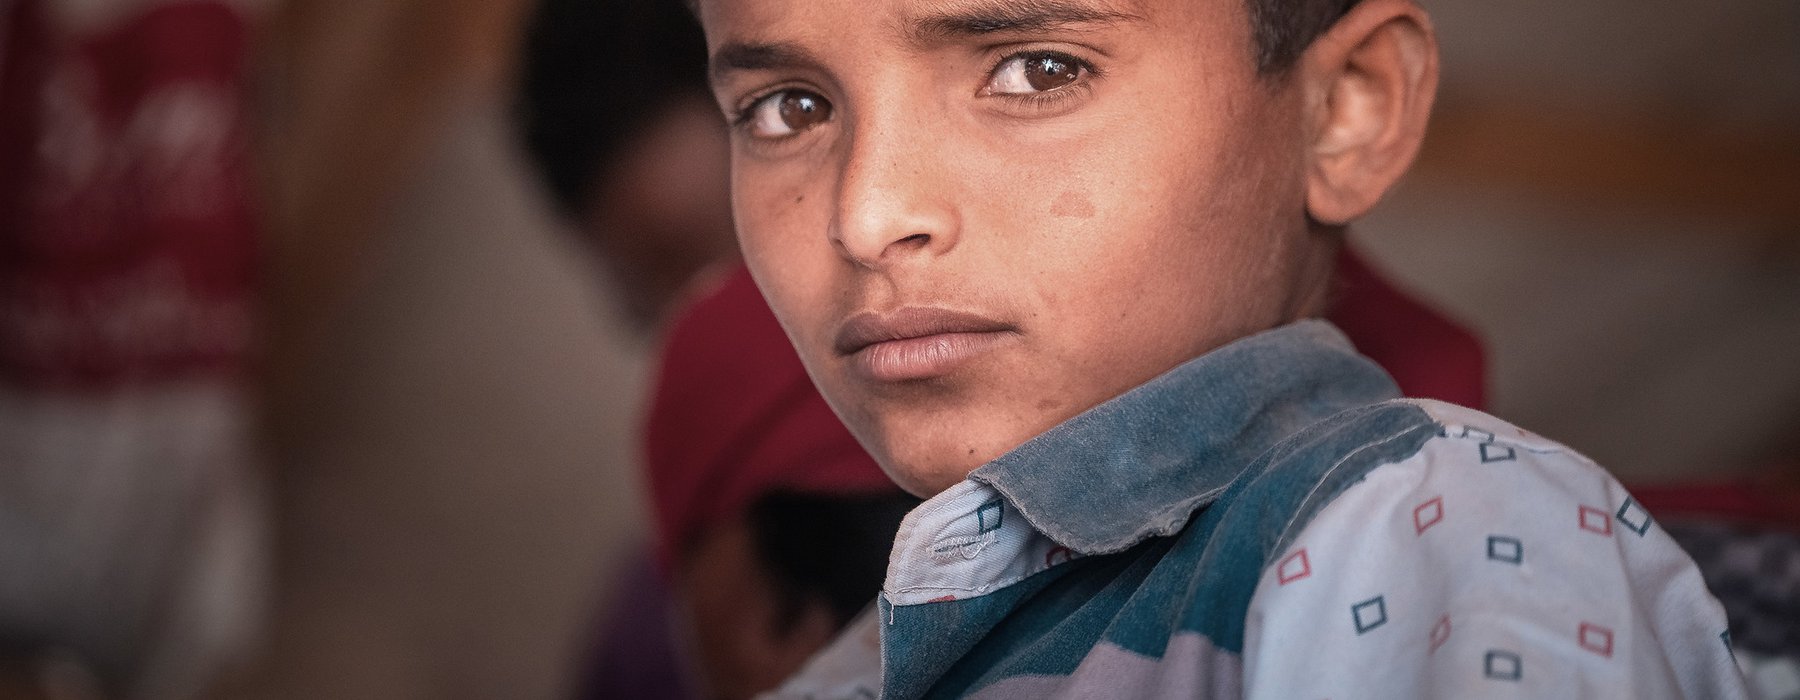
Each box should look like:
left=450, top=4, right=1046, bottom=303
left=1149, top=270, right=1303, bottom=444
left=1632, top=475, right=1800, bottom=532
left=0, top=0, right=258, bottom=389
left=645, top=267, right=898, bottom=568
left=1331, top=245, right=1487, bottom=410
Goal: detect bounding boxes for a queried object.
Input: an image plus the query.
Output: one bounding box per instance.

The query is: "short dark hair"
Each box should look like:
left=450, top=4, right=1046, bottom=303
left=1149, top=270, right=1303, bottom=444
left=1250, top=0, right=1364, bottom=74
left=514, top=0, right=709, bottom=217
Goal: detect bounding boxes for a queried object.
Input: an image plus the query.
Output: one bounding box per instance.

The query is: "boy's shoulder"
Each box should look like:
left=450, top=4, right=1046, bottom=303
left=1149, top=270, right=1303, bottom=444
left=771, top=394, right=1746, bottom=699
left=1230, top=399, right=1746, bottom=699
left=1170, top=396, right=1690, bottom=644
left=1206, top=395, right=1648, bottom=617
left=1228, top=396, right=1595, bottom=555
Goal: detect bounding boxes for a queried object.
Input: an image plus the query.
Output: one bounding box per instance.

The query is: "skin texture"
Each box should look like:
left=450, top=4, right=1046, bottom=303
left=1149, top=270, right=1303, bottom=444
left=697, top=0, right=1437, bottom=497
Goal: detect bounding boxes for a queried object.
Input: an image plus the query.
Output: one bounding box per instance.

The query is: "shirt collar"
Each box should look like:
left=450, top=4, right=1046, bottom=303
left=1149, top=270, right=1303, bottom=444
left=966, top=319, right=1399, bottom=555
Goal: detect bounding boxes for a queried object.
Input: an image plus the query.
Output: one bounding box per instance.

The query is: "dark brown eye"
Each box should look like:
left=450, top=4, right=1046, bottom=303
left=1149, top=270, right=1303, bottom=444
left=746, top=89, right=833, bottom=139
left=986, top=51, right=1089, bottom=96
left=777, top=92, right=831, bottom=131
left=1024, top=55, right=1079, bottom=91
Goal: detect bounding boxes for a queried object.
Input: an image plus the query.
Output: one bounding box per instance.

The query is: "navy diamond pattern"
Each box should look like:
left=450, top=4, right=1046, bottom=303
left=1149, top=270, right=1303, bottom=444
left=1615, top=498, right=1653, bottom=537
left=1352, top=596, right=1388, bottom=635
left=1479, top=442, right=1517, bottom=463
left=976, top=499, right=1004, bottom=534
left=1487, top=535, right=1523, bottom=564
left=1484, top=650, right=1522, bottom=681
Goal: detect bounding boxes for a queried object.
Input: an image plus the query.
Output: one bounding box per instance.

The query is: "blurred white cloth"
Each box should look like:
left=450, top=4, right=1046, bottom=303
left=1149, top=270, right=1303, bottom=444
left=0, top=384, right=266, bottom=699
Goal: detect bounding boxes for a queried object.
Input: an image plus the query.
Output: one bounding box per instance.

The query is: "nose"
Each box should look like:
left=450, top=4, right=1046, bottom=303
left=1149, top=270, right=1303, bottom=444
left=829, top=116, right=960, bottom=270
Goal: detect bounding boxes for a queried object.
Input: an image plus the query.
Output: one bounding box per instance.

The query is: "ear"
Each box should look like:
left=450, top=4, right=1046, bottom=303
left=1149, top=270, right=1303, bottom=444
left=1299, top=0, right=1439, bottom=226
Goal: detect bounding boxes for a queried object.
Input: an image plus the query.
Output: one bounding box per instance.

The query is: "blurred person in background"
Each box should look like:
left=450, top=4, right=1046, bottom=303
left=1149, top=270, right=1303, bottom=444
left=0, top=0, right=267, bottom=697
left=243, top=0, right=653, bottom=691
left=515, top=0, right=739, bottom=330
left=585, top=267, right=918, bottom=700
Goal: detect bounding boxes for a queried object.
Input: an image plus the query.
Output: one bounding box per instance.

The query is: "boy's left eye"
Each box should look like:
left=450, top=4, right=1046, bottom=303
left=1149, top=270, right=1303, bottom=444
left=741, top=89, right=833, bottom=140
left=985, top=51, right=1088, bottom=95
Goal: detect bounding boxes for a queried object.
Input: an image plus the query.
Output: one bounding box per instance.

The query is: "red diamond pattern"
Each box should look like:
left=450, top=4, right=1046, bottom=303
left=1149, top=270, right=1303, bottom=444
left=1413, top=497, right=1445, bottom=535
left=1579, top=622, right=1614, bottom=658
left=1429, top=614, right=1452, bottom=653
left=1579, top=505, right=1613, bottom=536
left=1277, top=548, right=1312, bottom=585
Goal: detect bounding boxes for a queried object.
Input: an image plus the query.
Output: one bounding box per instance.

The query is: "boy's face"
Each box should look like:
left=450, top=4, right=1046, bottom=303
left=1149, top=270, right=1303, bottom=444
left=701, top=0, right=1330, bottom=496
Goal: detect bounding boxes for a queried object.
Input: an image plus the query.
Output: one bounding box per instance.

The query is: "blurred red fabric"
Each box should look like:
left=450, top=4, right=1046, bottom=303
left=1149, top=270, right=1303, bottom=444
left=0, top=0, right=257, bottom=390
left=1330, top=246, right=1487, bottom=410
left=644, top=267, right=898, bottom=568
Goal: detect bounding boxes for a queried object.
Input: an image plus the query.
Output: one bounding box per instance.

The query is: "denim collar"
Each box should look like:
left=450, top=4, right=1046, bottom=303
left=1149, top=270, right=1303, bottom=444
left=966, top=319, right=1399, bottom=555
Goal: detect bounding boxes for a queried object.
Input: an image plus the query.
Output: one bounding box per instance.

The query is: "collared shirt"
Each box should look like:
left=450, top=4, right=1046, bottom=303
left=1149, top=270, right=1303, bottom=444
left=767, top=321, right=1748, bottom=699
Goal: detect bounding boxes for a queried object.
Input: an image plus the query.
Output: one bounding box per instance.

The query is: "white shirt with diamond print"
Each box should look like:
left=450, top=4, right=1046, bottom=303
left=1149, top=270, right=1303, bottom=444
left=1243, top=400, right=1749, bottom=699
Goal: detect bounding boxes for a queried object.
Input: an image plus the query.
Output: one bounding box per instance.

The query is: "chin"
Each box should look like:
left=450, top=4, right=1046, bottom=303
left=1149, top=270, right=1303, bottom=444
left=882, top=461, right=976, bottom=499
left=875, top=428, right=1016, bottom=498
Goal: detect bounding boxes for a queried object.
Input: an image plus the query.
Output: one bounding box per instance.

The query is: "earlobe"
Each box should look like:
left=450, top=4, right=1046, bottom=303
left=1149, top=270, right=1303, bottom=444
left=1302, top=0, right=1438, bottom=226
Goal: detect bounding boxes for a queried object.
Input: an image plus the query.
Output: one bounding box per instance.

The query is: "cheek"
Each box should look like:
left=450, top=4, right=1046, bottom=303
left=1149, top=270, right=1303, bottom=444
left=731, top=163, right=805, bottom=265
left=732, top=161, right=840, bottom=352
left=1049, top=190, right=1096, bottom=219
left=973, top=80, right=1296, bottom=366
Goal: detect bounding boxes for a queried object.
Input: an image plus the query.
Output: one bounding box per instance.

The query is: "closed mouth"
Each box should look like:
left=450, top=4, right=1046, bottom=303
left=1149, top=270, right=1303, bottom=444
left=833, top=307, right=1016, bottom=356
left=833, top=307, right=1018, bottom=382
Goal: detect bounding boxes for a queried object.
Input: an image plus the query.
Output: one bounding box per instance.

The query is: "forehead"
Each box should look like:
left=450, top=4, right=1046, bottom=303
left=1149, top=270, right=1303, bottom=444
left=695, top=0, right=1251, bottom=96
left=696, top=0, right=1168, bottom=48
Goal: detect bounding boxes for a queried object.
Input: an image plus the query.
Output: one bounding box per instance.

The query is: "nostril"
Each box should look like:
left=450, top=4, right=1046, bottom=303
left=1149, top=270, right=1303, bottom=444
left=897, top=233, right=931, bottom=247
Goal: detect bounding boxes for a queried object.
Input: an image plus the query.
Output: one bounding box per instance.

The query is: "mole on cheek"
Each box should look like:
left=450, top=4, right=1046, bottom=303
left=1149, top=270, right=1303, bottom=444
left=1050, top=190, right=1096, bottom=219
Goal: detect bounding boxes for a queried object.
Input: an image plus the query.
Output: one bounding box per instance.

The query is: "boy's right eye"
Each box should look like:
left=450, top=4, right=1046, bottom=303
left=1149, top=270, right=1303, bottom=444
left=741, top=89, right=833, bottom=139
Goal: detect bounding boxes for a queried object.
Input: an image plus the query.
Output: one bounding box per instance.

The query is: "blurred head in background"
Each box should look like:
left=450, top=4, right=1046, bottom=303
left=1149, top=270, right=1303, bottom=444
left=515, top=0, right=738, bottom=327
left=644, top=267, right=918, bottom=699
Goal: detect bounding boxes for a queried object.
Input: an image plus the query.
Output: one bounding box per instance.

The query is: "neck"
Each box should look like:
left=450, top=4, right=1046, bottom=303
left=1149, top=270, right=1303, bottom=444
left=1286, top=226, right=1347, bottom=321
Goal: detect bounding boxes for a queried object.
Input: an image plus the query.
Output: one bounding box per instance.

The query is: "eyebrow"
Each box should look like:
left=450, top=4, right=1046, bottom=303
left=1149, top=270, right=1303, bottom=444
left=907, top=0, right=1144, bottom=43
left=710, top=41, right=823, bottom=84
left=708, top=0, right=1142, bottom=84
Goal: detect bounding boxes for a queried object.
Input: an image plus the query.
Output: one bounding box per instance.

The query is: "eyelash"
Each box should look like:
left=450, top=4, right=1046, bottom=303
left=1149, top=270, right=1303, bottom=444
left=984, top=48, right=1102, bottom=114
left=730, top=88, right=790, bottom=129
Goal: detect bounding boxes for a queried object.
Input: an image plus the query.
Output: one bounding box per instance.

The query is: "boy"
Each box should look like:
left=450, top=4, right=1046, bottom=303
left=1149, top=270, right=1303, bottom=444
left=693, top=0, right=1747, bottom=696
left=514, top=1, right=1494, bottom=696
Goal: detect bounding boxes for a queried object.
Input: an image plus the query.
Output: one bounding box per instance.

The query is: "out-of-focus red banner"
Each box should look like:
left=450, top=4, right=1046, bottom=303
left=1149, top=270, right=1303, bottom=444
left=0, top=0, right=257, bottom=391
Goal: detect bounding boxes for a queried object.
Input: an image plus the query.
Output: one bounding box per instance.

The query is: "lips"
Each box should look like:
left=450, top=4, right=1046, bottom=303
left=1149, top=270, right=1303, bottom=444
left=834, top=307, right=1017, bottom=382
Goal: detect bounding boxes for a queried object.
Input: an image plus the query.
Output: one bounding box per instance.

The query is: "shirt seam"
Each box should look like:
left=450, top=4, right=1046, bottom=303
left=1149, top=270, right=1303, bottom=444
left=1270, top=423, right=1432, bottom=557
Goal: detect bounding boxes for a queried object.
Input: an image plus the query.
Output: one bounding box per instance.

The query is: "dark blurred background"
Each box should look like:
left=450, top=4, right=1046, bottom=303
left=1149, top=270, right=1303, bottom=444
left=0, top=0, right=1795, bottom=698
